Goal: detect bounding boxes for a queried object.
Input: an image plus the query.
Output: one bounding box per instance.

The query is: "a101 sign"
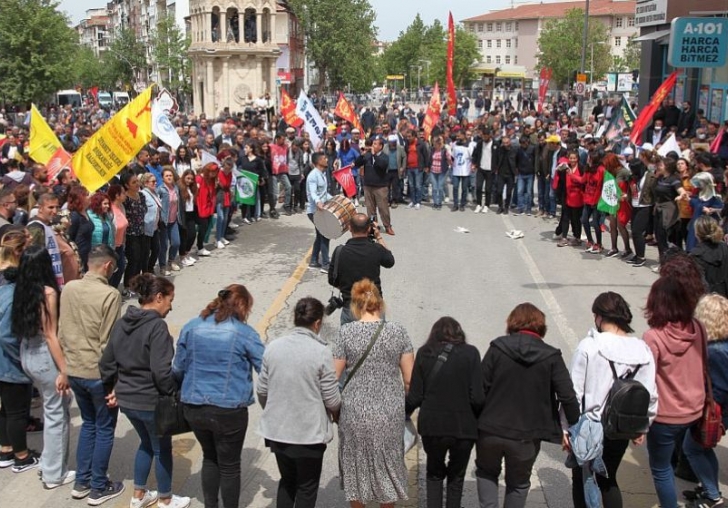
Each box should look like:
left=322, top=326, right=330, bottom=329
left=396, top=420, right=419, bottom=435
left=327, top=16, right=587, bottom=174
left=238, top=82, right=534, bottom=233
left=668, top=17, right=728, bottom=68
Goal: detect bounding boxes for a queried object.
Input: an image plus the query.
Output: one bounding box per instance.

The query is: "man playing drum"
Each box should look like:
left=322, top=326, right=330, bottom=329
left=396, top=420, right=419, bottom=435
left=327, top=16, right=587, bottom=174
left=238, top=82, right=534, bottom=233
left=307, top=152, right=333, bottom=272
left=355, top=138, right=395, bottom=236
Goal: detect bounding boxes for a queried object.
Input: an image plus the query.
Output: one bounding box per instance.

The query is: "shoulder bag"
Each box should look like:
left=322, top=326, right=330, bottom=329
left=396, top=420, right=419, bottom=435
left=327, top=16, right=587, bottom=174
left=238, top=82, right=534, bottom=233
left=341, top=321, right=385, bottom=391
left=691, top=320, right=726, bottom=448
left=426, top=343, right=454, bottom=388
left=155, top=392, right=191, bottom=437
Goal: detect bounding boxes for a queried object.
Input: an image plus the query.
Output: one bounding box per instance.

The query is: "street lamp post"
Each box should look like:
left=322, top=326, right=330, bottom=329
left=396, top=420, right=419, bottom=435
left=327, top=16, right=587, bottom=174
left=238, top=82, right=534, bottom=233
left=419, top=59, right=431, bottom=85
left=578, top=0, right=590, bottom=117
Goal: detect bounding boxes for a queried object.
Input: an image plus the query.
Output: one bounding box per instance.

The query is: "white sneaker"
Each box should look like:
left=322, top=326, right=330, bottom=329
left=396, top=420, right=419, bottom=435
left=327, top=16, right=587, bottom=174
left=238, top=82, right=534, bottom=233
left=180, top=257, right=194, bottom=267
left=243, top=218, right=252, bottom=225
left=354, top=200, right=360, bottom=207
left=407, top=202, right=415, bottom=209
left=216, top=241, right=225, bottom=249
left=130, top=490, right=158, bottom=508
left=197, top=248, right=211, bottom=256
left=43, top=470, right=76, bottom=490
left=481, top=206, right=489, bottom=214
left=221, top=238, right=230, bottom=245
left=162, top=268, right=172, bottom=276
left=228, top=223, right=239, bottom=229
left=158, top=495, right=191, bottom=508
left=170, top=262, right=181, bottom=271
left=415, top=204, right=421, bottom=210
left=474, top=205, right=483, bottom=214
left=444, top=197, right=450, bottom=204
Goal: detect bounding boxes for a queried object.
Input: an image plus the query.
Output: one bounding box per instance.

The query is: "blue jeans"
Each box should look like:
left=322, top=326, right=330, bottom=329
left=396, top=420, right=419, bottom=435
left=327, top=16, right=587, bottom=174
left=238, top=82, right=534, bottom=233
left=683, top=414, right=728, bottom=501
left=647, top=421, right=693, bottom=508
left=548, top=184, right=557, bottom=215
left=215, top=203, right=229, bottom=242
left=537, top=176, right=548, bottom=212
left=429, top=172, right=446, bottom=206
left=69, top=377, right=118, bottom=490
left=407, top=169, right=423, bottom=205
left=307, top=214, right=330, bottom=267
left=517, top=174, right=534, bottom=213
left=273, top=174, right=292, bottom=209
left=158, top=222, right=180, bottom=267
left=451, top=176, right=469, bottom=208
left=121, top=408, right=173, bottom=498
left=109, top=245, right=126, bottom=289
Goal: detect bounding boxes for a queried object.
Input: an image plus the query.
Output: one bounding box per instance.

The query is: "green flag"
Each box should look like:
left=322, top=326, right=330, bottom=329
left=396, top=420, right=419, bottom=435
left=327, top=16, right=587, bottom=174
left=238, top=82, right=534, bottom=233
left=234, top=170, right=259, bottom=205
left=597, top=170, right=622, bottom=215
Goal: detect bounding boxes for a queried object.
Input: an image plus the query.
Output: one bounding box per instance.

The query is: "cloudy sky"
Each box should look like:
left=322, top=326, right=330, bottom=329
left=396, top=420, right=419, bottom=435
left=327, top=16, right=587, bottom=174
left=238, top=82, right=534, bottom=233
left=58, top=0, right=564, bottom=41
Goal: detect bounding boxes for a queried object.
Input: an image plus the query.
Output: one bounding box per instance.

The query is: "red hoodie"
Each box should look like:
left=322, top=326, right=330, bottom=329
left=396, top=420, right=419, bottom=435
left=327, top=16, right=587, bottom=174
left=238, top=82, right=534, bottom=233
left=572, top=165, right=605, bottom=206
left=196, top=175, right=216, bottom=218
left=552, top=162, right=585, bottom=208
left=643, top=319, right=705, bottom=425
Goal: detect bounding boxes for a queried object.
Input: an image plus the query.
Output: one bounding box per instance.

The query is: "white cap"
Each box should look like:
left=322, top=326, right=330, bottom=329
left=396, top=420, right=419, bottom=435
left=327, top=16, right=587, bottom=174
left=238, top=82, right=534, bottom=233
left=387, top=135, right=398, bottom=143
left=623, top=147, right=634, bottom=156
left=641, top=143, right=655, bottom=151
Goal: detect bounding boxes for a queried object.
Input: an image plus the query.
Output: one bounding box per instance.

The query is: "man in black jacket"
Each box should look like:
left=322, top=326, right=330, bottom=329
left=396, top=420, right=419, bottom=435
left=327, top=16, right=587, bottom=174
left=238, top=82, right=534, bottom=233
left=356, top=138, right=394, bottom=235
left=494, top=137, right=517, bottom=214
left=470, top=127, right=499, bottom=213
left=328, top=213, right=394, bottom=325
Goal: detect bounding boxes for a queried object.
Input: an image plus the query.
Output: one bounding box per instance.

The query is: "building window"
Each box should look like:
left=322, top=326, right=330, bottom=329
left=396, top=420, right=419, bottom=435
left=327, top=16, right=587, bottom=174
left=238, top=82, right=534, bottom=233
left=505, top=55, right=511, bottom=64
left=506, top=39, right=511, bottom=48
left=478, top=23, right=484, bottom=32
left=514, top=56, right=518, bottom=64
left=469, top=24, right=475, bottom=32
left=487, top=22, right=493, bottom=31
left=478, top=40, right=483, bottom=49
left=615, top=17, right=623, bottom=28
left=514, top=38, right=518, bottom=48
left=496, top=55, right=501, bottom=64
left=496, top=39, right=501, bottom=48
left=515, top=21, right=519, bottom=31
left=615, top=36, right=621, bottom=47
left=486, top=55, right=492, bottom=63
left=496, top=22, right=502, bottom=32
left=505, top=22, right=512, bottom=31
left=628, top=17, right=635, bottom=27
left=487, top=39, right=492, bottom=48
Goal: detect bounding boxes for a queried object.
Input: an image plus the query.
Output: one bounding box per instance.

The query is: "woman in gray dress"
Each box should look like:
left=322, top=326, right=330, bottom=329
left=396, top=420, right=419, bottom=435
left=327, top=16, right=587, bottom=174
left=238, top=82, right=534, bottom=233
left=333, top=278, right=414, bottom=508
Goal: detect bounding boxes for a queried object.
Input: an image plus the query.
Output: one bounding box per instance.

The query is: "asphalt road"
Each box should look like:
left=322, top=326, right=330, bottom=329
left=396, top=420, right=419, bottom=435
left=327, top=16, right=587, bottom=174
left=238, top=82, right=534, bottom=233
left=2, top=200, right=726, bottom=508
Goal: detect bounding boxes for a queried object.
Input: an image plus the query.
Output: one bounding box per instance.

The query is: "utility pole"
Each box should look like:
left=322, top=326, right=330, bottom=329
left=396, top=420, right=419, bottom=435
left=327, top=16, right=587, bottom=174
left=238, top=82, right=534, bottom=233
left=577, top=0, right=590, bottom=118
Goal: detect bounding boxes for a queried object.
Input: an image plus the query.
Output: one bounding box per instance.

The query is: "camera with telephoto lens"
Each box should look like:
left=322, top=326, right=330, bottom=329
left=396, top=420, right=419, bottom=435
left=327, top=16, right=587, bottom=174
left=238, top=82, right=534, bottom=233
left=368, top=215, right=378, bottom=243
left=325, top=293, right=344, bottom=316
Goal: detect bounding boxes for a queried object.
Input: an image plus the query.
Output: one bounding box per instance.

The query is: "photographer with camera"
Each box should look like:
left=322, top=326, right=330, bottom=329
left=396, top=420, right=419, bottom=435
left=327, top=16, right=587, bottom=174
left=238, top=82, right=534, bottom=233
left=327, top=213, right=395, bottom=325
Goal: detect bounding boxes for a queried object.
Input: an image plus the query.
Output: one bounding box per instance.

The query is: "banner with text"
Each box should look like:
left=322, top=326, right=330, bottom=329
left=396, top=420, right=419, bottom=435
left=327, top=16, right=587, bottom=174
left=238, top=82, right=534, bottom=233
left=537, top=68, right=552, bottom=113
left=295, top=90, right=327, bottom=149
left=29, top=104, right=72, bottom=181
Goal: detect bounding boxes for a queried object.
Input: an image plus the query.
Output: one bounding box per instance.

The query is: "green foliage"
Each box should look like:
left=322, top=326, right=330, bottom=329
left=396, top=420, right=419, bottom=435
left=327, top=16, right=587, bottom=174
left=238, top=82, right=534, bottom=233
left=382, top=16, right=479, bottom=89
left=0, top=0, right=78, bottom=103
left=150, top=15, right=191, bottom=95
left=612, top=34, right=641, bottom=72
left=71, top=46, right=114, bottom=91
left=288, top=0, right=378, bottom=92
left=536, top=9, right=612, bottom=86
left=105, top=28, right=147, bottom=89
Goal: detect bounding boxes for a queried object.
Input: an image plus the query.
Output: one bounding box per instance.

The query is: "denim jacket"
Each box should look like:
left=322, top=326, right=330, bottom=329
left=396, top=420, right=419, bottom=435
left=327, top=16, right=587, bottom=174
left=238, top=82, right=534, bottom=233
left=0, top=283, right=31, bottom=384
left=157, top=183, right=184, bottom=225
left=173, top=315, right=265, bottom=408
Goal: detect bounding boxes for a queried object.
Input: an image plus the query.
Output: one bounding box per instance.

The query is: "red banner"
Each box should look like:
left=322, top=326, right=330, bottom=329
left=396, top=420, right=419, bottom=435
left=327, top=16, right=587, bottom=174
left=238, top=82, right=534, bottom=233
left=710, top=127, right=724, bottom=154
left=446, top=12, right=457, bottom=117
left=537, top=68, right=552, bottom=113
left=334, top=93, right=363, bottom=133
left=333, top=164, right=357, bottom=198
left=422, top=83, right=442, bottom=140
left=280, top=89, right=303, bottom=128
left=629, top=71, right=679, bottom=145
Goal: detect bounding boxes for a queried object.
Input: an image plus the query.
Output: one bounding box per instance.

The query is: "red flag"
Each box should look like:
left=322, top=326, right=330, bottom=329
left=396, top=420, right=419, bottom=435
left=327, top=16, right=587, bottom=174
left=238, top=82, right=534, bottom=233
left=333, top=164, right=357, bottom=198
left=45, top=147, right=73, bottom=182
left=280, top=89, right=303, bottom=128
left=710, top=127, right=724, bottom=154
left=537, top=68, right=552, bottom=113
left=446, top=12, right=457, bottom=117
left=422, top=83, right=442, bottom=140
left=89, top=87, right=99, bottom=104
left=629, top=71, right=679, bottom=145
left=334, top=93, right=363, bottom=133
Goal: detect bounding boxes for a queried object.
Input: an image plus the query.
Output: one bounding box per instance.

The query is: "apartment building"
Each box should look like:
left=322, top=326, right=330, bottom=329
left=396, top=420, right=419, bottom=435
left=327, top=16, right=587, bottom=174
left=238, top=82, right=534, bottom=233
left=75, top=8, right=112, bottom=58
left=462, top=0, right=638, bottom=83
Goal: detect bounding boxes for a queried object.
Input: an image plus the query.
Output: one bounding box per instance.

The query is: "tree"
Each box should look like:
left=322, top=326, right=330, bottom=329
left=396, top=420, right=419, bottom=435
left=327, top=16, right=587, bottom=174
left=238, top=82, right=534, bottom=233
left=105, top=28, right=147, bottom=90
left=71, top=46, right=115, bottom=91
left=536, top=9, right=612, bottom=87
left=150, top=15, right=192, bottom=97
left=382, top=16, right=479, bottom=89
left=288, top=0, right=379, bottom=92
left=612, top=34, right=641, bottom=72
left=0, top=0, right=79, bottom=103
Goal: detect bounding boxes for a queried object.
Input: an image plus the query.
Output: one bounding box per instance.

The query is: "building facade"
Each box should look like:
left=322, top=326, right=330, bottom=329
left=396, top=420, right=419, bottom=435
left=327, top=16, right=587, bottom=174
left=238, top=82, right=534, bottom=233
left=462, top=0, right=638, bottom=86
left=75, top=8, right=112, bottom=57
left=635, top=0, right=728, bottom=124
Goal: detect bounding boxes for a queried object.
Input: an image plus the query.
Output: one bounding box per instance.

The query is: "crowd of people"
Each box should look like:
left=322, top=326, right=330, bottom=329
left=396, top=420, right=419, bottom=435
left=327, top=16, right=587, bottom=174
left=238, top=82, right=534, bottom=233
left=0, top=90, right=727, bottom=508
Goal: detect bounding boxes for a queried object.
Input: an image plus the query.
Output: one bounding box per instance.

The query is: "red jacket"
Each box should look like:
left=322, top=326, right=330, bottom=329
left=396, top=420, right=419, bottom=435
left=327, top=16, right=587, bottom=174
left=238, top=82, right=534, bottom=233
left=218, top=170, right=233, bottom=207
left=552, top=165, right=585, bottom=208
left=196, top=175, right=216, bottom=218
left=572, top=165, right=605, bottom=206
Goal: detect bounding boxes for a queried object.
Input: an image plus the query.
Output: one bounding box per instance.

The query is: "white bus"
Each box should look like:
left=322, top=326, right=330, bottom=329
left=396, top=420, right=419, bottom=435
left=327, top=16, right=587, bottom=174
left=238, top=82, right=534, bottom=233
left=55, top=89, right=82, bottom=108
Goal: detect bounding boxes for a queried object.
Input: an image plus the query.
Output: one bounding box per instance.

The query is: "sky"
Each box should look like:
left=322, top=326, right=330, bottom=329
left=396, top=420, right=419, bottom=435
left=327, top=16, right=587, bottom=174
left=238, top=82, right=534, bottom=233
left=57, top=0, right=564, bottom=41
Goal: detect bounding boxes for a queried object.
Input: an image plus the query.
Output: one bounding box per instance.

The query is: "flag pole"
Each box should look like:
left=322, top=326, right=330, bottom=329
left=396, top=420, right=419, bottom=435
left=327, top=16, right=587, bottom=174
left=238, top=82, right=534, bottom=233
left=578, top=0, right=590, bottom=118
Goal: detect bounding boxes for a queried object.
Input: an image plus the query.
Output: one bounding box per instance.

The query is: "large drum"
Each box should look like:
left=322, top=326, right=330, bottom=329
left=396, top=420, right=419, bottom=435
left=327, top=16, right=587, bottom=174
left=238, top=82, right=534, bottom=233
left=313, top=195, right=357, bottom=239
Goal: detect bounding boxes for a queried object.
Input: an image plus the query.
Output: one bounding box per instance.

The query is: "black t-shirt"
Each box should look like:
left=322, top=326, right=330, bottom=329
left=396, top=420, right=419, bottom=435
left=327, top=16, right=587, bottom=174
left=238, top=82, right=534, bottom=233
left=330, top=237, right=395, bottom=304
left=652, top=174, right=681, bottom=203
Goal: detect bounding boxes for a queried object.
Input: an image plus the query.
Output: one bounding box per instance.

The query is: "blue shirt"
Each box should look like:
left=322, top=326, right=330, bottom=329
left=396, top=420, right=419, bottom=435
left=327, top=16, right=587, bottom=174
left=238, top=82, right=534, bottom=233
left=173, top=315, right=265, bottom=408
left=306, top=169, right=331, bottom=215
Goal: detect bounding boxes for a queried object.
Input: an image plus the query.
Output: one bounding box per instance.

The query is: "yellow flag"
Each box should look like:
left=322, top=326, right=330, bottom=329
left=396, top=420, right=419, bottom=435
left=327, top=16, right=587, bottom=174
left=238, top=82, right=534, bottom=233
left=72, top=86, right=153, bottom=192
left=29, top=104, right=63, bottom=165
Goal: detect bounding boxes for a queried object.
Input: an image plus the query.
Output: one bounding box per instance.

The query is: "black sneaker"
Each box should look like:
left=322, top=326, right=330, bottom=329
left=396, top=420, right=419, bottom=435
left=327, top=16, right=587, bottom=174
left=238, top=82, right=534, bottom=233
left=72, top=483, right=91, bottom=499
left=11, top=450, right=40, bottom=473
left=0, top=451, right=14, bottom=468
left=619, top=250, right=634, bottom=259
left=87, top=481, right=126, bottom=506
left=684, top=486, right=707, bottom=501
left=606, top=249, right=620, bottom=258
left=687, top=498, right=724, bottom=508
left=630, top=257, right=646, bottom=267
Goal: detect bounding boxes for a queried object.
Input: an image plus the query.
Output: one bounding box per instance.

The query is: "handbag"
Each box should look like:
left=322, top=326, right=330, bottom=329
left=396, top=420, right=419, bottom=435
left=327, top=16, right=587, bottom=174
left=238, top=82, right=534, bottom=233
left=341, top=321, right=385, bottom=391
left=691, top=320, right=726, bottom=448
left=155, top=393, right=191, bottom=437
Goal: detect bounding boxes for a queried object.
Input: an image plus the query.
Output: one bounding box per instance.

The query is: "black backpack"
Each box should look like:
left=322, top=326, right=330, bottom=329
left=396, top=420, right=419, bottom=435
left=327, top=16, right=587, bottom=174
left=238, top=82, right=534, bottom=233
left=601, top=361, right=651, bottom=440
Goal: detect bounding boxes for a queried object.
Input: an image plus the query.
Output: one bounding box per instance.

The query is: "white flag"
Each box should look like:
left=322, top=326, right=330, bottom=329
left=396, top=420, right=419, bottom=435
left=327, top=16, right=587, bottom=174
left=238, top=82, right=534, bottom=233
left=657, top=133, right=681, bottom=157
left=295, top=90, right=326, bottom=149
left=200, top=149, right=218, bottom=167
left=151, top=99, right=182, bottom=151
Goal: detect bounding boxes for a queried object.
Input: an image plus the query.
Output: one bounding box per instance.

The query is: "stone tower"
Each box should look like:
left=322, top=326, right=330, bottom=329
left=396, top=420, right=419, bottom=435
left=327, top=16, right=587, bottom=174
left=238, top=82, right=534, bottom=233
left=188, top=0, right=281, bottom=117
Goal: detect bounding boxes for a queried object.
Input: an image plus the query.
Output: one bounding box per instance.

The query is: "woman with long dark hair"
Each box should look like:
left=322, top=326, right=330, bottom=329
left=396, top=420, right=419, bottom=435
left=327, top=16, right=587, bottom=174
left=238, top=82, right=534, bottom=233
left=14, top=245, right=73, bottom=486
left=406, top=317, right=484, bottom=508
left=174, top=284, right=265, bottom=508
left=100, top=274, right=189, bottom=508
left=652, top=158, right=688, bottom=265
left=553, top=152, right=584, bottom=247
left=140, top=173, right=162, bottom=274
left=67, top=185, right=95, bottom=270
left=177, top=170, right=198, bottom=267
left=259, top=141, right=279, bottom=219
left=121, top=171, right=149, bottom=297
left=195, top=163, right=218, bottom=257
left=108, top=184, right=128, bottom=290
left=239, top=141, right=266, bottom=224
left=87, top=192, right=115, bottom=251
left=157, top=167, right=183, bottom=274
left=173, top=146, right=192, bottom=176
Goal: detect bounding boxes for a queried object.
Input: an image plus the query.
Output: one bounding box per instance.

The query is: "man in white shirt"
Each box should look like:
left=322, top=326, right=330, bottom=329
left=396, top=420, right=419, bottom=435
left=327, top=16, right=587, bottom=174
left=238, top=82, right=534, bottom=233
left=450, top=131, right=472, bottom=212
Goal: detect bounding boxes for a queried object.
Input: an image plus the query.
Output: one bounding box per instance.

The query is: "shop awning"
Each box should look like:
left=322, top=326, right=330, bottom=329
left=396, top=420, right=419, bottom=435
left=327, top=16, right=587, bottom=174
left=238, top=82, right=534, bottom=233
left=633, top=29, right=671, bottom=42
left=496, top=69, right=526, bottom=78
left=472, top=63, right=497, bottom=74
